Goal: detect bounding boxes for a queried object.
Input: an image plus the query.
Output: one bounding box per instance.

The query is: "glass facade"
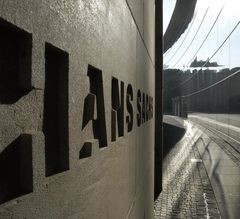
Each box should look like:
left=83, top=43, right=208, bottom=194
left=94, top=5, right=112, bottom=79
left=164, top=0, right=240, bottom=142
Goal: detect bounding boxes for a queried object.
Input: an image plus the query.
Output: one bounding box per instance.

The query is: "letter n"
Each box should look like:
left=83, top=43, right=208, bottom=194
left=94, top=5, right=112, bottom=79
left=111, top=77, right=124, bottom=141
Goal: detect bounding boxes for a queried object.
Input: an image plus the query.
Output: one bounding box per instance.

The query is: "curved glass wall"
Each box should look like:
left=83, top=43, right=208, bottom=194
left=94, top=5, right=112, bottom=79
left=164, top=0, right=240, bottom=142
left=163, top=1, right=240, bottom=218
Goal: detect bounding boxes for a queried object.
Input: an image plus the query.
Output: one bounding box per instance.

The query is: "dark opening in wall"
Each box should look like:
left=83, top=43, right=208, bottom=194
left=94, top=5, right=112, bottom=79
left=43, top=43, right=69, bottom=177
left=0, top=135, right=33, bottom=204
left=0, top=18, right=32, bottom=104
left=163, top=123, right=185, bottom=158
left=79, top=142, right=92, bottom=159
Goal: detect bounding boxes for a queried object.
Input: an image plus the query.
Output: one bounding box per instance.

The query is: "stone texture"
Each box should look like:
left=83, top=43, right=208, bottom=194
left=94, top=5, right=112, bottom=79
left=0, top=0, right=155, bottom=218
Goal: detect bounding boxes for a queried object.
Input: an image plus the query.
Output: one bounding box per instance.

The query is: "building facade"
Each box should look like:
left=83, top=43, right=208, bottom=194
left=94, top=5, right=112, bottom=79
left=0, top=0, right=156, bottom=218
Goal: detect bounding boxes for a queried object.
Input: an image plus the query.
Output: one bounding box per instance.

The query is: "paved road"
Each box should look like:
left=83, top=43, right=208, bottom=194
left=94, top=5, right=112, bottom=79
left=189, top=113, right=240, bottom=149
left=155, top=115, right=240, bottom=219
left=188, top=113, right=240, bottom=219
left=189, top=113, right=240, bottom=128
left=154, top=116, right=220, bottom=218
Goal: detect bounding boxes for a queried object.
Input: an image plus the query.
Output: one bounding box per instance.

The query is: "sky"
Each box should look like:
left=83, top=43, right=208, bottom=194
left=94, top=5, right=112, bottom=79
left=163, top=0, right=240, bottom=70
left=163, top=0, right=176, bottom=33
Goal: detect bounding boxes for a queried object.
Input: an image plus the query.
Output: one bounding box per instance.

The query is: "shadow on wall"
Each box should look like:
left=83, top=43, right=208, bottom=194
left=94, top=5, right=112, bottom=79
left=163, top=123, right=185, bottom=159
left=0, top=18, right=32, bottom=104
left=43, top=43, right=69, bottom=177
left=155, top=123, right=185, bottom=200
left=0, top=135, right=33, bottom=204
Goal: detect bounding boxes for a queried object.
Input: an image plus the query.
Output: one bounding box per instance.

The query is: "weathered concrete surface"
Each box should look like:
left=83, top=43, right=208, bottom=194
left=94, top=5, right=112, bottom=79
left=0, top=0, right=155, bottom=218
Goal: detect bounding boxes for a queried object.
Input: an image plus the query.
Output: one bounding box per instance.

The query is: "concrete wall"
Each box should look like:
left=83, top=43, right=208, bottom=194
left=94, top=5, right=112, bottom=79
left=0, top=0, right=155, bottom=218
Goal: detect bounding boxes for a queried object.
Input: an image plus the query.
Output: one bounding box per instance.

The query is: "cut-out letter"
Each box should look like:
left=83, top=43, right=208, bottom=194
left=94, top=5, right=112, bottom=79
left=80, top=65, right=107, bottom=159
left=111, top=77, right=124, bottom=141
left=137, top=90, right=142, bottom=127
left=43, top=43, right=69, bottom=176
left=126, top=84, right=133, bottom=132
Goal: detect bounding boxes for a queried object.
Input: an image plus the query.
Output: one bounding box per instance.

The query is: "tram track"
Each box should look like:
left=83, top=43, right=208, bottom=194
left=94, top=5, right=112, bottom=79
left=189, top=118, right=240, bottom=167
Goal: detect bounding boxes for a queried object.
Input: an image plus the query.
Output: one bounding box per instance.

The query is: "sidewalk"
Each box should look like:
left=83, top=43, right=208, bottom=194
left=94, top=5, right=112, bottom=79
left=154, top=117, right=221, bottom=218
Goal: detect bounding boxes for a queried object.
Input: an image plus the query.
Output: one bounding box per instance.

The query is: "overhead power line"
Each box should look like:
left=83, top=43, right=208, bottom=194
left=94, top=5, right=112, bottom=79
left=186, top=6, right=224, bottom=67
left=183, top=67, right=240, bottom=98
left=202, top=21, right=240, bottom=68
left=166, top=20, right=240, bottom=93
left=171, top=7, right=209, bottom=68
left=165, top=9, right=199, bottom=65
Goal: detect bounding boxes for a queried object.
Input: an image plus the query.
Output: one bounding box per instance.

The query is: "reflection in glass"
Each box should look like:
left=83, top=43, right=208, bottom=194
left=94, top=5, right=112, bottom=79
left=164, top=1, right=240, bottom=218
